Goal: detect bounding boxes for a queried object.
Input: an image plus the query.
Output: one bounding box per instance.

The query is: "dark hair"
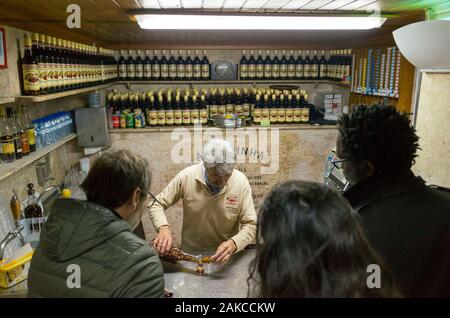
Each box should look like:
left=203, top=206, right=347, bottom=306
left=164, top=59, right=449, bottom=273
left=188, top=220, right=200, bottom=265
left=338, top=105, right=419, bottom=177
left=248, top=180, right=400, bottom=298
left=80, top=150, right=151, bottom=210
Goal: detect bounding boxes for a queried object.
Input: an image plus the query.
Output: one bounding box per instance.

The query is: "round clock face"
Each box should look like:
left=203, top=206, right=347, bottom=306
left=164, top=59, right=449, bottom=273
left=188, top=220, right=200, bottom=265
left=215, top=61, right=233, bottom=79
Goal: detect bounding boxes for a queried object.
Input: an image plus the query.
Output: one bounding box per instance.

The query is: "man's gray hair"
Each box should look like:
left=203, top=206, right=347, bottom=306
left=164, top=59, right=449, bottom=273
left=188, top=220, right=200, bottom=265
left=203, top=139, right=236, bottom=175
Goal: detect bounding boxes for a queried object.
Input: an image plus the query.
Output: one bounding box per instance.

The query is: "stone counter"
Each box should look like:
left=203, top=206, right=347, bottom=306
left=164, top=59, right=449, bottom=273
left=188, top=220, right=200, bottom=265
left=0, top=280, right=27, bottom=298
left=109, top=125, right=338, bottom=244
left=164, top=248, right=256, bottom=298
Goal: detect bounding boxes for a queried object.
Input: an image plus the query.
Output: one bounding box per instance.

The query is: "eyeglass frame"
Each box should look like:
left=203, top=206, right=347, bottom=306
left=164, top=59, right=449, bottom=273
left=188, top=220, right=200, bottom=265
left=147, top=191, right=161, bottom=208
left=331, top=158, right=350, bottom=170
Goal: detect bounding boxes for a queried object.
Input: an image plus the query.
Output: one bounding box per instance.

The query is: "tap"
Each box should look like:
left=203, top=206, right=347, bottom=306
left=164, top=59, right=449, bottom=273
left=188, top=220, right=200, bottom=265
left=0, top=224, right=25, bottom=260
left=36, top=186, right=61, bottom=205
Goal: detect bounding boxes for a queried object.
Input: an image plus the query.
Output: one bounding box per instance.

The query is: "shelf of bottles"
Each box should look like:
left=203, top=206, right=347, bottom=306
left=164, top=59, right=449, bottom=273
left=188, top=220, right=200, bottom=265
left=0, top=133, right=77, bottom=183
left=108, top=86, right=312, bottom=129
left=0, top=106, right=37, bottom=165
left=20, top=33, right=118, bottom=98
left=239, top=49, right=352, bottom=83
left=118, top=49, right=211, bottom=82
left=0, top=106, right=76, bottom=180
left=351, top=47, right=402, bottom=98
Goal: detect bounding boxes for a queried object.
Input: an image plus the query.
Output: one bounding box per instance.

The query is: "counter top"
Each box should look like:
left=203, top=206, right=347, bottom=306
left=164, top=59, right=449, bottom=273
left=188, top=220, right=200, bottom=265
left=164, top=248, right=255, bottom=298
left=0, top=280, right=28, bottom=298
left=0, top=249, right=256, bottom=298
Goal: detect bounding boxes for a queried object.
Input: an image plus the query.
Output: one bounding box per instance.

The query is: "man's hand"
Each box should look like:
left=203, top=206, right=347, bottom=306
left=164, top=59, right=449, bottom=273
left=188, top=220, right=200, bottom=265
left=210, top=240, right=237, bottom=264
left=153, top=225, right=173, bottom=255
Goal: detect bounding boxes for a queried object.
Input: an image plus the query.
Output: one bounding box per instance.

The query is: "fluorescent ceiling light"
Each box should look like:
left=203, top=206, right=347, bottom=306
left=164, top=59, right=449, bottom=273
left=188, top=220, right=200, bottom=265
left=135, top=14, right=386, bottom=30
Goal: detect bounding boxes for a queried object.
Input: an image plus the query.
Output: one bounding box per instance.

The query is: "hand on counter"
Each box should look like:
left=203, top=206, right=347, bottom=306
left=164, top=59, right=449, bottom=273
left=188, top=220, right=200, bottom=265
left=210, top=240, right=237, bottom=264
left=153, top=225, right=173, bottom=255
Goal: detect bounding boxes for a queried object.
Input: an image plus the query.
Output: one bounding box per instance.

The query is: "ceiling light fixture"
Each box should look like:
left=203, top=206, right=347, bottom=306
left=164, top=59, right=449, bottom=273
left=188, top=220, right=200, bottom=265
left=134, top=14, right=386, bottom=30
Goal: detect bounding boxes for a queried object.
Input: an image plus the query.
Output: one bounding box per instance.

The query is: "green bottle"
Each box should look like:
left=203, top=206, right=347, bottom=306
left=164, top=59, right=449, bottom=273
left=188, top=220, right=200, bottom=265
left=126, top=111, right=135, bottom=128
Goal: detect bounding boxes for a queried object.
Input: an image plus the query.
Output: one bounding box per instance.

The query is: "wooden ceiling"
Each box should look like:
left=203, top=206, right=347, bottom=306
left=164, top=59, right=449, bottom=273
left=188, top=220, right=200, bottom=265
left=0, top=0, right=436, bottom=49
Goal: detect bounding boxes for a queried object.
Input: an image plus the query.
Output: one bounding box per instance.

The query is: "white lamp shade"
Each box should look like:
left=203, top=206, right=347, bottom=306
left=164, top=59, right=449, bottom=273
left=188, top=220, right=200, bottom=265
left=393, top=20, right=450, bottom=70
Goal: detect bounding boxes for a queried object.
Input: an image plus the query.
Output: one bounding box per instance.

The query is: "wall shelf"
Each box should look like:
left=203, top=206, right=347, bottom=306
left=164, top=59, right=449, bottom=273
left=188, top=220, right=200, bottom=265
left=115, top=80, right=350, bottom=87
left=0, top=133, right=77, bottom=183
left=350, top=92, right=399, bottom=99
left=0, top=97, right=16, bottom=105
left=109, top=124, right=337, bottom=133
left=17, top=83, right=115, bottom=103
left=12, top=80, right=349, bottom=104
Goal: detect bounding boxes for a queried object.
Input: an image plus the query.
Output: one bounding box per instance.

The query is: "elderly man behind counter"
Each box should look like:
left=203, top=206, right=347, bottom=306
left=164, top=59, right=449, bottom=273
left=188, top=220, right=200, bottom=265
left=149, top=139, right=257, bottom=264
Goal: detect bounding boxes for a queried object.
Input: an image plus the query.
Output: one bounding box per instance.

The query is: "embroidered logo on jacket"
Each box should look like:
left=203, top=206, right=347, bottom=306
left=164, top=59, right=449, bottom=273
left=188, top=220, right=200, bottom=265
left=225, top=195, right=239, bottom=212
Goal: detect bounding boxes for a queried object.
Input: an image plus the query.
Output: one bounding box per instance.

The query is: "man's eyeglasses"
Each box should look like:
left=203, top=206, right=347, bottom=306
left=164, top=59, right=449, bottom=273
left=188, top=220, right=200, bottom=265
left=331, top=158, right=349, bottom=169
left=147, top=192, right=160, bottom=208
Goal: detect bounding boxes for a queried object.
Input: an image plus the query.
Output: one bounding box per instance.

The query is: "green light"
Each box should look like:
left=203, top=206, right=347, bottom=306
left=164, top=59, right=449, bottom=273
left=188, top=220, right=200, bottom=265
left=428, top=1, right=450, bottom=20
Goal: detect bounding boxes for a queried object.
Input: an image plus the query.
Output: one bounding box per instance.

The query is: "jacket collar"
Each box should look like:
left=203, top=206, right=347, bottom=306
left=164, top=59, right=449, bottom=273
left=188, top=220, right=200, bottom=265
left=194, top=162, right=230, bottom=196
left=343, top=171, right=426, bottom=211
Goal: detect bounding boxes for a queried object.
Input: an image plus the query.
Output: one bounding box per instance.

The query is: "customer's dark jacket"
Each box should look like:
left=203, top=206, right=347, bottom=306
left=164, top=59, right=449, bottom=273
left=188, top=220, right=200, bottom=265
left=28, top=199, right=164, bottom=298
left=344, top=172, right=450, bottom=297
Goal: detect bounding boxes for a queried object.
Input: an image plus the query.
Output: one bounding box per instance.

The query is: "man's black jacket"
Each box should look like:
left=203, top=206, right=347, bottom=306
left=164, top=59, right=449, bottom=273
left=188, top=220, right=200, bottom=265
left=344, top=173, right=450, bottom=297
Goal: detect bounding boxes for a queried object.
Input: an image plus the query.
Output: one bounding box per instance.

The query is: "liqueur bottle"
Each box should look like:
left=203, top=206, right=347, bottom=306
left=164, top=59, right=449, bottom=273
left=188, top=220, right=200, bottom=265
left=240, top=50, right=248, bottom=80
left=126, top=50, right=135, bottom=81
left=264, top=50, right=272, bottom=80
left=22, top=36, right=40, bottom=95
left=201, top=50, right=210, bottom=80
left=176, top=50, right=185, bottom=80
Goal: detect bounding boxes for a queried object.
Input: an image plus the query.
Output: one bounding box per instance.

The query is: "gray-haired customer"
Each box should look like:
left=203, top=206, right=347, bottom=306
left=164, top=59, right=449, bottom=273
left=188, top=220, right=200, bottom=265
left=149, top=139, right=257, bottom=264
left=28, top=150, right=164, bottom=298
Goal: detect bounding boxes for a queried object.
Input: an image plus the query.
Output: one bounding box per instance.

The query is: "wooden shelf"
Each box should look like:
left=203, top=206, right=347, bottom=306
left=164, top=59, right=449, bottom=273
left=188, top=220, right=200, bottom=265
left=0, top=97, right=16, bottom=105
left=0, top=134, right=77, bottom=182
left=109, top=124, right=336, bottom=133
left=350, top=92, right=399, bottom=99
left=116, top=80, right=350, bottom=87
left=13, top=80, right=349, bottom=104
left=17, top=83, right=115, bottom=103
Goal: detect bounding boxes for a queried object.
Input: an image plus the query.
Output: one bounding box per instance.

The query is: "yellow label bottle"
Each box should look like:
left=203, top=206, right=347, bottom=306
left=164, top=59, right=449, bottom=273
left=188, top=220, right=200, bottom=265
left=278, top=95, right=286, bottom=123
left=269, top=94, right=278, bottom=123
left=200, top=95, right=208, bottom=124
left=209, top=103, right=218, bottom=119
left=166, top=96, right=174, bottom=126
left=293, top=97, right=302, bottom=123
left=148, top=96, right=158, bottom=126
left=301, top=107, right=310, bottom=123
left=22, top=37, right=40, bottom=95
left=182, top=96, right=191, bottom=125
left=191, top=96, right=200, bottom=124
left=234, top=103, right=243, bottom=117
left=226, top=102, right=234, bottom=115
left=157, top=96, right=166, bottom=126
left=253, top=95, right=261, bottom=124
left=285, top=95, right=294, bottom=124
left=218, top=99, right=226, bottom=116
left=173, top=95, right=183, bottom=125
left=261, top=95, right=270, bottom=123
